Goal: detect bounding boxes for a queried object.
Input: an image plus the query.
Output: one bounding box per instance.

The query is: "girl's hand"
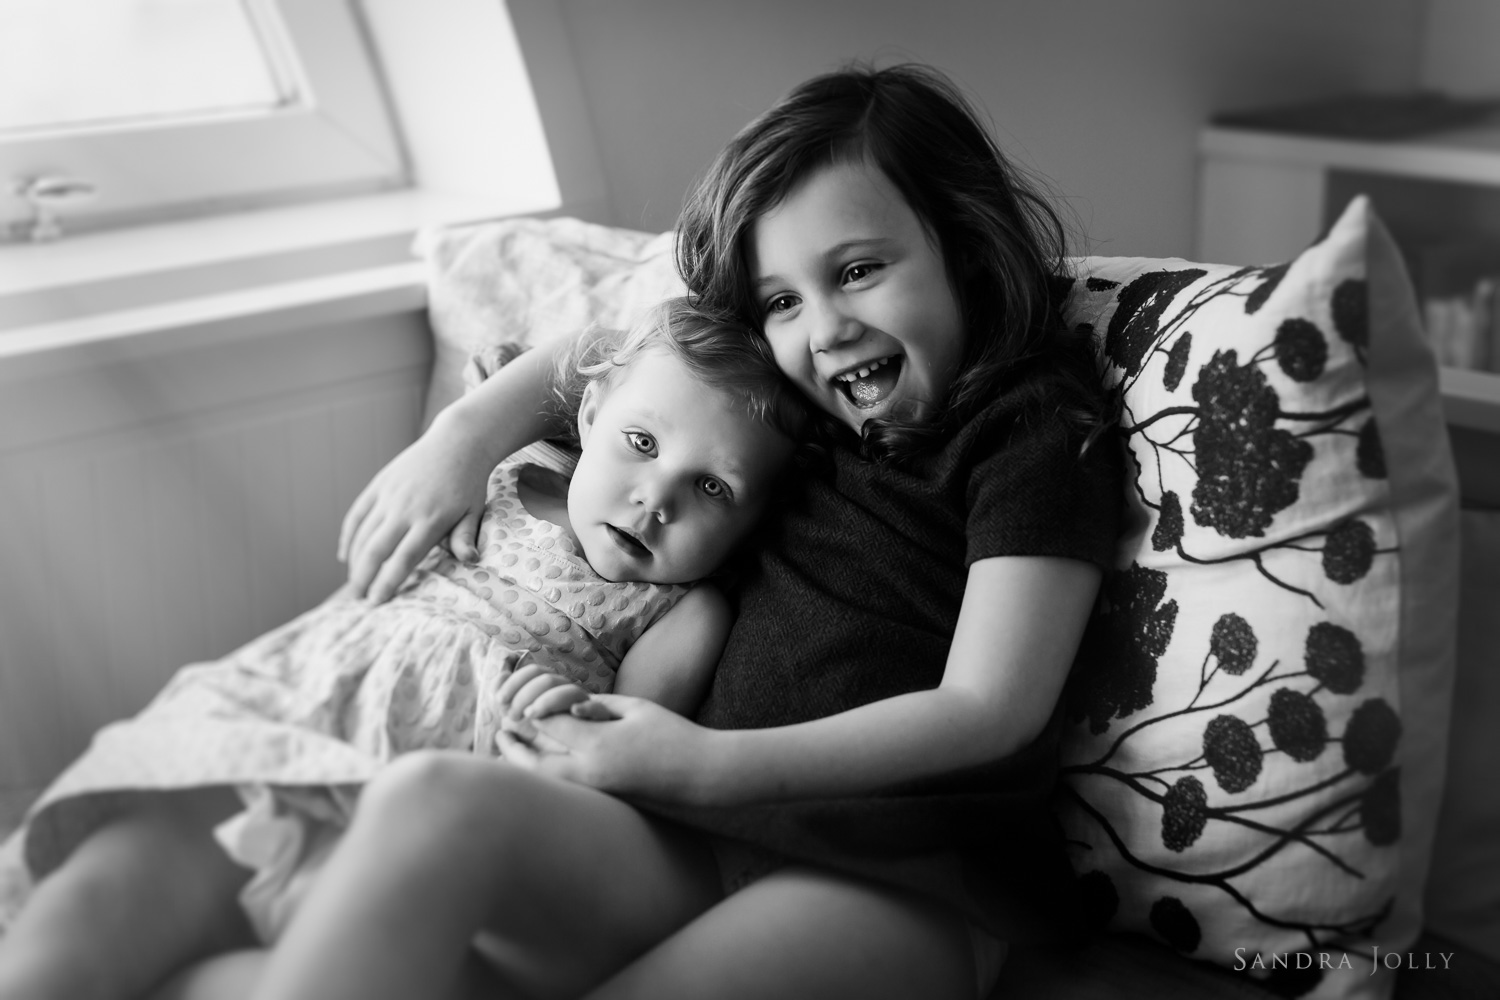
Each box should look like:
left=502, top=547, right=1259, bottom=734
left=499, top=694, right=714, bottom=804
left=338, top=411, right=497, bottom=603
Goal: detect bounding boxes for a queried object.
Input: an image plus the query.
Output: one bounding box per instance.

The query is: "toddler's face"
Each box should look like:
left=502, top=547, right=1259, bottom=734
left=747, top=159, right=966, bottom=433
left=568, top=349, right=792, bottom=584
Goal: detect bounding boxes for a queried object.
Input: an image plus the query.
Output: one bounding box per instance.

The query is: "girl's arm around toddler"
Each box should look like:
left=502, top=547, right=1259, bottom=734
left=506, top=555, right=1099, bottom=805
left=340, top=331, right=601, bottom=603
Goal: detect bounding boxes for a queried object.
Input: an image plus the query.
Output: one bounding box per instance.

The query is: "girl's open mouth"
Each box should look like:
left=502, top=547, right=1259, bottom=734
left=607, top=524, right=650, bottom=559
left=833, top=355, right=902, bottom=409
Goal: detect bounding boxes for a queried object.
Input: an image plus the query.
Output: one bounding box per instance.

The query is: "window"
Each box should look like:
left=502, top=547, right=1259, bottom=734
left=1, top=0, right=294, bottom=133
left=1, top=0, right=408, bottom=237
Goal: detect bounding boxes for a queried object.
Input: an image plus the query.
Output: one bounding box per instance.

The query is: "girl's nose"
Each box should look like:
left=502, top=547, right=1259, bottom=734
left=807, top=296, right=863, bottom=353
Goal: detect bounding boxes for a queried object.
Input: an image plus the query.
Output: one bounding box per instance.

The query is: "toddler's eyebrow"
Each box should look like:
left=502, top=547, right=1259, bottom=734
left=709, top=459, right=752, bottom=497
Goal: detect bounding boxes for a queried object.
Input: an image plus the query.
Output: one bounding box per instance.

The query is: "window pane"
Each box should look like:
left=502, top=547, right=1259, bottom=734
left=0, top=0, right=296, bottom=135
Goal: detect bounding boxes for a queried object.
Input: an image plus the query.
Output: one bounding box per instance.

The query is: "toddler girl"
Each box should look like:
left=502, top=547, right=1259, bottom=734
left=0, top=298, right=803, bottom=1000
left=235, top=63, right=1125, bottom=1000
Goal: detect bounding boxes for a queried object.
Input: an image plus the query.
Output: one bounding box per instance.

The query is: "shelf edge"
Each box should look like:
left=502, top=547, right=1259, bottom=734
left=1440, top=366, right=1500, bottom=435
left=1200, top=126, right=1500, bottom=188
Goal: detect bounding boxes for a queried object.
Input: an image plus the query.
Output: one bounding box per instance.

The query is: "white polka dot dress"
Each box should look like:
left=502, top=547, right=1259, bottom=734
left=0, top=460, right=687, bottom=935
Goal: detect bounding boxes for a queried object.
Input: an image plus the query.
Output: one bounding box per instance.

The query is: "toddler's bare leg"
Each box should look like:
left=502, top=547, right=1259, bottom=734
left=151, top=948, right=502, bottom=1000
left=248, top=751, right=721, bottom=1000
left=0, top=788, right=254, bottom=1000
left=588, top=866, right=978, bottom=1000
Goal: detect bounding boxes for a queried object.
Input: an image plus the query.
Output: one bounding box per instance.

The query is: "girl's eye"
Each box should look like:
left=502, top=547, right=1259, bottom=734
left=842, top=262, right=880, bottom=285
left=625, top=431, right=656, bottom=455
left=698, top=476, right=729, bottom=500
left=764, top=294, right=798, bottom=316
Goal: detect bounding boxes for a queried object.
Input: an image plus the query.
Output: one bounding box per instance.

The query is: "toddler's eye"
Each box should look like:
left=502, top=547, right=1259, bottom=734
left=764, top=294, right=798, bottom=316
left=698, top=476, right=729, bottom=500
left=842, top=262, right=879, bottom=284
left=625, top=431, right=656, bottom=455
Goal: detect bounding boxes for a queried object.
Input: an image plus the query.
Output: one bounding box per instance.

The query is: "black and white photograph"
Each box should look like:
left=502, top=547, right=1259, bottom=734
left=0, top=3, right=1497, bottom=998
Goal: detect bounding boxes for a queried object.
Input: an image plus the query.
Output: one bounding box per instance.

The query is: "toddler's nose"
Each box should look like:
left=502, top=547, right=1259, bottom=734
left=630, top=477, right=674, bottom=523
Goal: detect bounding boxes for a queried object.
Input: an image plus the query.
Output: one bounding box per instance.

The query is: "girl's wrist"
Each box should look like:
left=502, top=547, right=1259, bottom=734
left=430, top=397, right=509, bottom=468
left=686, top=727, right=744, bottom=807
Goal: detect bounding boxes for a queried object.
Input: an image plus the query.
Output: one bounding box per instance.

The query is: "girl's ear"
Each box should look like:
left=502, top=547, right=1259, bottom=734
left=576, top=380, right=602, bottom=447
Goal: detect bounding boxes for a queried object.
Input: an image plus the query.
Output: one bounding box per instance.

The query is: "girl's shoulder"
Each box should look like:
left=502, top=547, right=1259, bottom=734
left=957, top=386, right=1124, bottom=569
left=943, top=380, right=1093, bottom=470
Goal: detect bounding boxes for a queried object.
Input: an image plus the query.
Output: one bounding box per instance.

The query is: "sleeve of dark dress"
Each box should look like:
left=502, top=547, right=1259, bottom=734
left=964, top=407, right=1123, bottom=571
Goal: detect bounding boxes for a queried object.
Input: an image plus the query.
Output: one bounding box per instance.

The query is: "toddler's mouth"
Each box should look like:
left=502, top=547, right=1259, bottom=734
left=606, top=524, right=650, bottom=559
left=833, top=355, right=902, bottom=409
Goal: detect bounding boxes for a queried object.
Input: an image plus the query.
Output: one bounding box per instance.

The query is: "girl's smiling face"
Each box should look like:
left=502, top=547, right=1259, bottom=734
left=747, top=159, right=966, bottom=433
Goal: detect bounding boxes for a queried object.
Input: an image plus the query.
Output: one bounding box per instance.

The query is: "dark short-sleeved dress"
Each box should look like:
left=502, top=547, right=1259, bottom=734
left=639, top=386, right=1123, bottom=941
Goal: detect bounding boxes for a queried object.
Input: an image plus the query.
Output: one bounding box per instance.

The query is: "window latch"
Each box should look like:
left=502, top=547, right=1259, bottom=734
left=9, top=175, right=98, bottom=242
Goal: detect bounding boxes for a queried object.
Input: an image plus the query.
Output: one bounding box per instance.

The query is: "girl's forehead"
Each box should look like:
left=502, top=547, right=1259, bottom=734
left=749, top=161, right=932, bottom=274
left=776, top=160, right=905, bottom=225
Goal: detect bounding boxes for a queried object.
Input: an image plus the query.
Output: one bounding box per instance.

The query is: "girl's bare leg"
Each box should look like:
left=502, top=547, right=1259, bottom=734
left=588, top=866, right=979, bottom=1000
left=0, top=788, right=255, bottom=1000
left=248, top=751, right=722, bottom=1000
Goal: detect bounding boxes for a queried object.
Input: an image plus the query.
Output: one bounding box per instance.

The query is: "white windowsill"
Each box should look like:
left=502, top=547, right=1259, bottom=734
left=0, top=189, right=459, bottom=297
left=0, top=187, right=521, bottom=379
left=0, top=187, right=502, bottom=328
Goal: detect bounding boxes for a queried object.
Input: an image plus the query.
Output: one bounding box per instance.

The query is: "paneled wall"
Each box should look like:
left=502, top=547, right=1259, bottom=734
left=0, top=295, right=430, bottom=798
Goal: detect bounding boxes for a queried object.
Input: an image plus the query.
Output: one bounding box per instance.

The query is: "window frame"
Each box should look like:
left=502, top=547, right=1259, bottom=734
left=0, top=0, right=600, bottom=339
left=1, top=0, right=408, bottom=237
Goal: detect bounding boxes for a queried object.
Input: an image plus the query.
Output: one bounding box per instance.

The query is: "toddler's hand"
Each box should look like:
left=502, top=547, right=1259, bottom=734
left=338, top=411, right=497, bottom=603
left=498, top=713, right=571, bottom=756
left=497, top=663, right=614, bottom=722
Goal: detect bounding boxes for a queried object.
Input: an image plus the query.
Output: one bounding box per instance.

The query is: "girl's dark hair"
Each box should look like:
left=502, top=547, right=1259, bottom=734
left=676, top=62, right=1110, bottom=460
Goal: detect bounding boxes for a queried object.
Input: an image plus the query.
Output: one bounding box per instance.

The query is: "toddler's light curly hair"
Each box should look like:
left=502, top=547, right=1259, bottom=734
left=553, top=297, right=808, bottom=442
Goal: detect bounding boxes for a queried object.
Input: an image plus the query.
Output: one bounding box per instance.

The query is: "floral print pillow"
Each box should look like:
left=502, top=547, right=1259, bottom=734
left=1056, top=196, right=1458, bottom=999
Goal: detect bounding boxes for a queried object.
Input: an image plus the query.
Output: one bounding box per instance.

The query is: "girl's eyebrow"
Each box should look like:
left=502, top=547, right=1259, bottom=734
left=753, top=237, right=899, bottom=291
left=826, top=236, right=898, bottom=257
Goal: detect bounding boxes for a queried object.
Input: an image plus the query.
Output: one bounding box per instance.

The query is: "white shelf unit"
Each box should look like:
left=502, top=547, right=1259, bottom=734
left=1196, top=122, right=1500, bottom=446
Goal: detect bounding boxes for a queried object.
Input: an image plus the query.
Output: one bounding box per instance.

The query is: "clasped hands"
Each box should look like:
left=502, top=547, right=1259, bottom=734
left=491, top=662, right=711, bottom=804
left=495, top=662, right=616, bottom=755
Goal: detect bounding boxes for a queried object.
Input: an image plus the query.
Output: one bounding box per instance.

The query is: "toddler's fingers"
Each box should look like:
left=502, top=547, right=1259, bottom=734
left=500, top=713, right=539, bottom=742
left=525, top=685, right=590, bottom=720
left=569, top=699, right=618, bottom=721
left=497, top=721, right=572, bottom=760
left=496, top=728, right=540, bottom=767
left=586, top=693, right=633, bottom=716
left=448, top=510, right=482, bottom=563
left=507, top=673, right=569, bottom=718
left=496, top=664, right=551, bottom=709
